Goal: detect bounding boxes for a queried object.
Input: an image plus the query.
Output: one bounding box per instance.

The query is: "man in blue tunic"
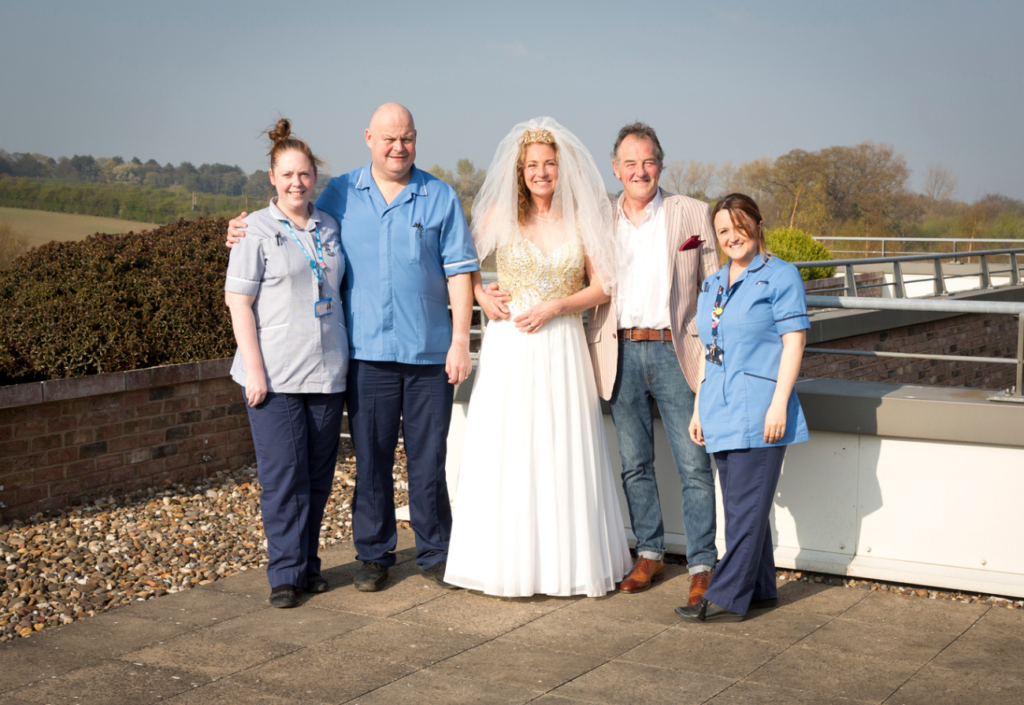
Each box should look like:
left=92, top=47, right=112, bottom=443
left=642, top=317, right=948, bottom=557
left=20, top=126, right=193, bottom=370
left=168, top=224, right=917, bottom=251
left=228, top=104, right=479, bottom=591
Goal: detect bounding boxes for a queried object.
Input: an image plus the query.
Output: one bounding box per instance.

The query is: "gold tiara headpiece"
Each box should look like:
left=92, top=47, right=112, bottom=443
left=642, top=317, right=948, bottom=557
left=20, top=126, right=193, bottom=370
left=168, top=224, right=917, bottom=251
left=520, top=127, right=556, bottom=145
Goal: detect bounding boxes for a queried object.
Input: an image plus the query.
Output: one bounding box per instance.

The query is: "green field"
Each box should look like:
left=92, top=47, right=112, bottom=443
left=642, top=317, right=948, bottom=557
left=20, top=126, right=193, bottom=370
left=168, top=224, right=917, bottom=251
left=0, top=207, right=157, bottom=248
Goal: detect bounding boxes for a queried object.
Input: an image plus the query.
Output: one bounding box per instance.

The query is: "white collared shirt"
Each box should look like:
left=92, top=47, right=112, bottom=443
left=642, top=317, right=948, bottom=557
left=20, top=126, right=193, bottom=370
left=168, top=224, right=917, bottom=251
left=616, top=190, right=671, bottom=330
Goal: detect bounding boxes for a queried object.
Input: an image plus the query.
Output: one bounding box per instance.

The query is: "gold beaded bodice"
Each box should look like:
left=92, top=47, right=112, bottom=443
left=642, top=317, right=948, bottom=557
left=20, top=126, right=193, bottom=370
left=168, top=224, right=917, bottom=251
left=496, top=235, right=585, bottom=314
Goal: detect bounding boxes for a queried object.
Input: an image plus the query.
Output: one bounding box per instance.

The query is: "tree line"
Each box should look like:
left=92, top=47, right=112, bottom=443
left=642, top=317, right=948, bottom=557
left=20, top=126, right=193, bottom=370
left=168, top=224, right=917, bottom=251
left=431, top=143, right=1024, bottom=254
left=0, top=149, right=279, bottom=199
left=4, top=142, right=1021, bottom=255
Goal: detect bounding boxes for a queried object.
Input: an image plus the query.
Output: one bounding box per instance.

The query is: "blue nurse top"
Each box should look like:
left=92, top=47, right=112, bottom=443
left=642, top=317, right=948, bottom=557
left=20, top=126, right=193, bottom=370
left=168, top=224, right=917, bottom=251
left=696, top=253, right=810, bottom=454
left=315, top=163, right=480, bottom=365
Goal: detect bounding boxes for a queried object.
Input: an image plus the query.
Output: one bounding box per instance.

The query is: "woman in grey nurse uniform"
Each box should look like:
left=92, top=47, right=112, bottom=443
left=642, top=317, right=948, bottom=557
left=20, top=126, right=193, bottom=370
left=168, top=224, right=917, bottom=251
left=224, top=119, right=348, bottom=608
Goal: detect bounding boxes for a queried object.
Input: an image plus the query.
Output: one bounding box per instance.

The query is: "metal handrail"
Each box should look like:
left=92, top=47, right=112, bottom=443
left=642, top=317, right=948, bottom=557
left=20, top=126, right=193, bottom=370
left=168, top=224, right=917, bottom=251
left=793, top=247, right=1024, bottom=298
left=804, top=296, right=1024, bottom=400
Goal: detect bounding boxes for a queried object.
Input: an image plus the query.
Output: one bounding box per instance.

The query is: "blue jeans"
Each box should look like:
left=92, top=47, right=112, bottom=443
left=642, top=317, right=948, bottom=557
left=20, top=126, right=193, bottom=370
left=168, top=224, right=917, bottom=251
left=609, top=339, right=718, bottom=570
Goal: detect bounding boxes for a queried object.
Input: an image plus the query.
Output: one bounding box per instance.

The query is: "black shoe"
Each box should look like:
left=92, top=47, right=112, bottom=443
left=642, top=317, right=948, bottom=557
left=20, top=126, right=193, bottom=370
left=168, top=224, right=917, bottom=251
left=305, top=573, right=329, bottom=594
left=269, top=584, right=299, bottom=609
left=420, top=560, right=459, bottom=590
left=750, top=597, right=778, bottom=610
left=675, top=599, right=744, bottom=622
left=354, top=562, right=389, bottom=592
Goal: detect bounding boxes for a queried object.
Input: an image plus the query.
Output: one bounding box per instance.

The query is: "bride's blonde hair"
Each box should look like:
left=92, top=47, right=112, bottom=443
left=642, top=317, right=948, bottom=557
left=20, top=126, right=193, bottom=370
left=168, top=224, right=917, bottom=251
left=515, top=128, right=559, bottom=225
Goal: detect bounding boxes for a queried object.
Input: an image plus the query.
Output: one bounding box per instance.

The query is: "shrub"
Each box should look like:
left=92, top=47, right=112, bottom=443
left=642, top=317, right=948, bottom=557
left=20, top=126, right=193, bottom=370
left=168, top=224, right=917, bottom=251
left=0, top=218, right=234, bottom=383
left=765, top=227, right=836, bottom=280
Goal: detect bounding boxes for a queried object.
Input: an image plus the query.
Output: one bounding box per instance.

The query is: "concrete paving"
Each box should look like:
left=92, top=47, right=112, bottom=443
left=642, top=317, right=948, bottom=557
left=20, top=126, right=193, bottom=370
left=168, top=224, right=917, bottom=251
left=2, top=529, right=1022, bottom=705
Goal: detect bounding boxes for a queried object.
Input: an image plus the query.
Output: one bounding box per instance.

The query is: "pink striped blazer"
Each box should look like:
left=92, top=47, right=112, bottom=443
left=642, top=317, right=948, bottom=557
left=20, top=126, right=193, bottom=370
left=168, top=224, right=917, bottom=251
left=587, top=190, right=720, bottom=400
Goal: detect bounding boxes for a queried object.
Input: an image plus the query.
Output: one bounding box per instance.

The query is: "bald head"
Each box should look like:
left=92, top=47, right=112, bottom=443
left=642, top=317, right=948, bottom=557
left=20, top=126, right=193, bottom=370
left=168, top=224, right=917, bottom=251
left=369, top=102, right=415, bottom=131
left=366, top=102, right=417, bottom=185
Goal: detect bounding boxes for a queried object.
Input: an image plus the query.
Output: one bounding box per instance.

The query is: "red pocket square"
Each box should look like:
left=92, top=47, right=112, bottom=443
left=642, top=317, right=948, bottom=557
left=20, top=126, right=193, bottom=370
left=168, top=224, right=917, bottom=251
left=680, top=236, right=702, bottom=251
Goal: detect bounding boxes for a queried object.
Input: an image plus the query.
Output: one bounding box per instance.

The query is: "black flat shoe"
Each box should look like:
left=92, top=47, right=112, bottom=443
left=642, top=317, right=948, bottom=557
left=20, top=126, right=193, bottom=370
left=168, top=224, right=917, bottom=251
left=354, top=562, right=389, bottom=592
left=420, top=560, right=459, bottom=590
left=750, top=597, right=778, bottom=610
left=269, top=584, right=299, bottom=609
left=675, top=599, right=744, bottom=622
left=305, top=573, right=329, bottom=594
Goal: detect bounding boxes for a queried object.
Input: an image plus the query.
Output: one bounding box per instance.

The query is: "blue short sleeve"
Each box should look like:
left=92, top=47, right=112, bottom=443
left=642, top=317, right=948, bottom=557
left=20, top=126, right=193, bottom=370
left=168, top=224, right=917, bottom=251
left=314, top=178, right=343, bottom=224
left=439, top=193, right=479, bottom=276
left=771, top=263, right=810, bottom=335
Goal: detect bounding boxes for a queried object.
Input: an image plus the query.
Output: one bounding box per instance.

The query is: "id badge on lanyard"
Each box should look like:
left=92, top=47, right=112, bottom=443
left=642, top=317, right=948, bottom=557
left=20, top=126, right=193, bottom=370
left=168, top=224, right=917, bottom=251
left=707, top=280, right=742, bottom=365
left=283, top=220, right=333, bottom=319
left=314, top=297, right=333, bottom=318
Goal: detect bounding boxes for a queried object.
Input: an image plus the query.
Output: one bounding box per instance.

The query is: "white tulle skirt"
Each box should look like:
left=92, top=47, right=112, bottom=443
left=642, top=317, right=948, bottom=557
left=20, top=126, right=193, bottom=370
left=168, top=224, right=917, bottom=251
left=444, top=313, right=632, bottom=597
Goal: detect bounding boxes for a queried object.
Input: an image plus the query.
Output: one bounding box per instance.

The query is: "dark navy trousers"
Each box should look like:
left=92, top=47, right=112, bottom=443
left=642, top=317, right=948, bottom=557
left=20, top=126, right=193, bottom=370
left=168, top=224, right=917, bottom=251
left=347, top=360, right=453, bottom=571
left=703, top=445, right=787, bottom=615
left=245, top=390, right=346, bottom=589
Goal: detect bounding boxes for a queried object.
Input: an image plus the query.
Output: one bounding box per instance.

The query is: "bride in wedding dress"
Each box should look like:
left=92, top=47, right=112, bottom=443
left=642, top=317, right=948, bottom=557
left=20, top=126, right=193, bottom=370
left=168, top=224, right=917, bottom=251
left=444, top=117, right=632, bottom=597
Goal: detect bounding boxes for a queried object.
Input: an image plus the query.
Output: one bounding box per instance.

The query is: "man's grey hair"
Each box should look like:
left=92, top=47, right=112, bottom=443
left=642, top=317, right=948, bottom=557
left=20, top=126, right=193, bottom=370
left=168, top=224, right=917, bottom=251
left=611, top=122, right=665, bottom=165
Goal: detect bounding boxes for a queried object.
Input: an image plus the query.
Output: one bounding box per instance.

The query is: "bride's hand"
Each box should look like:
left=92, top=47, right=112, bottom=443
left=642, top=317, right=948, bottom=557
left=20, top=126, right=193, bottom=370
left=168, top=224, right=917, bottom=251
left=476, top=282, right=510, bottom=320
left=514, top=302, right=556, bottom=334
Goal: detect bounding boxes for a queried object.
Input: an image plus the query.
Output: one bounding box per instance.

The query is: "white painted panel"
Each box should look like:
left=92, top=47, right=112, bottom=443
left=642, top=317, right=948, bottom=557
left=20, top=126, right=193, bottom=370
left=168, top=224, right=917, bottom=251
left=857, top=436, right=1024, bottom=574
left=773, top=432, right=859, bottom=558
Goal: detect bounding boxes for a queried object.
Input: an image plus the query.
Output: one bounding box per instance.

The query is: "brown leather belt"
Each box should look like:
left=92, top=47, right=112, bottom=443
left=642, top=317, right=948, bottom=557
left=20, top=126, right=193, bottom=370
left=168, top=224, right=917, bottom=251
left=618, top=328, right=672, bottom=342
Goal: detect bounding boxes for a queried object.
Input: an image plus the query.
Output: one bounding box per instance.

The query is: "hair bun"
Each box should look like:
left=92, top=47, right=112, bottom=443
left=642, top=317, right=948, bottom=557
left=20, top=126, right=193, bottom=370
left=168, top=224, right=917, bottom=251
left=268, top=118, right=292, bottom=144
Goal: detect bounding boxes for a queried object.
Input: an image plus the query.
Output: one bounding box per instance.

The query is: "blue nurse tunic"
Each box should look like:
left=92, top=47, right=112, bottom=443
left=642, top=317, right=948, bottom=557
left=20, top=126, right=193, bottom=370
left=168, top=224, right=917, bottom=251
left=695, top=253, right=810, bottom=454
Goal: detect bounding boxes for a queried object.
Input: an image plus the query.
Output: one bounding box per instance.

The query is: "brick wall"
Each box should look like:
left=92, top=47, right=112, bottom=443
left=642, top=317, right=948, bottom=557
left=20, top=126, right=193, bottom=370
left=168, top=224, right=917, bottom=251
left=0, top=360, right=254, bottom=523
left=804, top=272, right=885, bottom=298
left=802, top=313, right=1019, bottom=390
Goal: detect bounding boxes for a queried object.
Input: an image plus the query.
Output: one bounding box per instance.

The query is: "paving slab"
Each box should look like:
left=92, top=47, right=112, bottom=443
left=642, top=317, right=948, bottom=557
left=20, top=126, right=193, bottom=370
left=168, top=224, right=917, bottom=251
left=928, top=605, right=1024, bottom=677
left=118, top=630, right=299, bottom=678
left=209, top=602, right=377, bottom=647
left=398, top=589, right=570, bottom=638
left=500, top=608, right=666, bottom=658
left=430, top=638, right=605, bottom=693
left=123, top=585, right=268, bottom=628
left=619, top=629, right=784, bottom=679
left=8, top=659, right=207, bottom=705
left=0, top=613, right=194, bottom=692
left=160, top=678, right=325, bottom=705
left=566, top=566, right=692, bottom=626
left=311, top=558, right=451, bottom=618
left=550, top=659, right=735, bottom=704
left=222, top=650, right=415, bottom=704
left=350, top=668, right=540, bottom=705
left=886, top=664, right=1024, bottom=705
left=745, top=644, right=922, bottom=702
left=318, top=617, right=487, bottom=668
left=771, top=582, right=869, bottom=616
left=799, top=615, right=959, bottom=664
left=705, top=681, right=874, bottom=704
left=685, top=604, right=834, bottom=647
left=838, top=591, right=989, bottom=632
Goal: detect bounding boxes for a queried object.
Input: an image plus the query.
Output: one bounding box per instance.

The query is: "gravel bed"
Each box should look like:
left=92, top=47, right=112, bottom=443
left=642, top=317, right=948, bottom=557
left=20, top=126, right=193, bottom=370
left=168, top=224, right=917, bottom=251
left=0, top=440, right=410, bottom=643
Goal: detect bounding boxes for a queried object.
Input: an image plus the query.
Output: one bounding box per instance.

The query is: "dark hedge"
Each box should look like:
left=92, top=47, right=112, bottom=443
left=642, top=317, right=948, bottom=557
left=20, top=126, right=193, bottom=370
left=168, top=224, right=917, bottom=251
left=0, top=218, right=234, bottom=383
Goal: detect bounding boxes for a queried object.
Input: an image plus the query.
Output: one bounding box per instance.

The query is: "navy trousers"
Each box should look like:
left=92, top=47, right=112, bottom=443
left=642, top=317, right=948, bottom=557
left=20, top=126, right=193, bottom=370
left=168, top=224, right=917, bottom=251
left=347, top=360, right=453, bottom=570
left=702, top=445, right=787, bottom=615
left=245, top=390, right=346, bottom=589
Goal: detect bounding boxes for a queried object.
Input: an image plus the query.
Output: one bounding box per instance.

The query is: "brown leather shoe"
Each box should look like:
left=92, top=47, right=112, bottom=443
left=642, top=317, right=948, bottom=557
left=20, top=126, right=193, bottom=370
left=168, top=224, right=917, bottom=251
left=620, top=558, right=664, bottom=593
left=688, top=570, right=711, bottom=605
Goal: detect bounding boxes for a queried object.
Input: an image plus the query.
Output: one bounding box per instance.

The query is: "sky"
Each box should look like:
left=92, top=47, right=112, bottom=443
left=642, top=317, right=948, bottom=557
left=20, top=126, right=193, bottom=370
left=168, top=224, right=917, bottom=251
left=3, top=0, right=1023, bottom=201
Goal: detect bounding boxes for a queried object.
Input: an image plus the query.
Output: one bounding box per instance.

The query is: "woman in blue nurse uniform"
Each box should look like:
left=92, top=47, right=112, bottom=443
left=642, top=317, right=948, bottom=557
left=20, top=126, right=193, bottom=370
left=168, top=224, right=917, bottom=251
left=675, top=192, right=809, bottom=623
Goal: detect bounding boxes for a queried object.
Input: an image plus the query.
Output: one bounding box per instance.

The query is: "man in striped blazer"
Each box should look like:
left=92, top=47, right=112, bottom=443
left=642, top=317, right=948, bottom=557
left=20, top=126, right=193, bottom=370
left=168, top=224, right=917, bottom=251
left=587, top=123, right=721, bottom=604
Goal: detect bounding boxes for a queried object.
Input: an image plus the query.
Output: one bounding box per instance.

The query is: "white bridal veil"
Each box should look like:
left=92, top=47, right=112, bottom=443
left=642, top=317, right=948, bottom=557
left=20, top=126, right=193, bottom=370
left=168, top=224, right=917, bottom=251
left=470, top=117, right=619, bottom=293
